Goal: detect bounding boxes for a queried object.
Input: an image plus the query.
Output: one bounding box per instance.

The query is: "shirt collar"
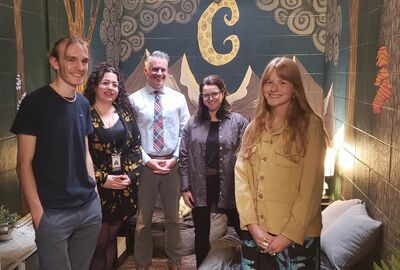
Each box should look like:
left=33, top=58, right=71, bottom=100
left=145, top=84, right=165, bottom=95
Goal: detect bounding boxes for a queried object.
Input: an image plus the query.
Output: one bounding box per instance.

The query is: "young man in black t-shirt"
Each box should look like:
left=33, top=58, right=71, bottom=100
left=10, top=36, right=102, bottom=270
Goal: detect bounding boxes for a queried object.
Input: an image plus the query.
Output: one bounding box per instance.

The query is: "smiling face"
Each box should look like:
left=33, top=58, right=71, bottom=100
left=202, top=84, right=224, bottom=113
left=263, top=69, right=294, bottom=113
left=144, top=57, right=168, bottom=90
left=95, top=72, right=119, bottom=104
left=50, top=41, right=89, bottom=89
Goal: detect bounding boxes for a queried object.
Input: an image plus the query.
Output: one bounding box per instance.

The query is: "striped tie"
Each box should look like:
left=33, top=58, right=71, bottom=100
left=153, top=91, right=164, bottom=152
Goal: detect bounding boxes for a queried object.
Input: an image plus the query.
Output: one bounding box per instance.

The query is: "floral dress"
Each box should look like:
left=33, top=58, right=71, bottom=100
left=88, top=108, right=142, bottom=224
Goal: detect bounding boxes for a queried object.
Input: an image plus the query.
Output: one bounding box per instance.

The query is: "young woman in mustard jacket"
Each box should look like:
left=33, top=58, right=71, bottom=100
left=235, top=57, right=327, bottom=269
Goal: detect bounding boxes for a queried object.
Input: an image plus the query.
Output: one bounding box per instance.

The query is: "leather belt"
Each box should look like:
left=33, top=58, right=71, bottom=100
left=149, top=154, right=173, bottom=160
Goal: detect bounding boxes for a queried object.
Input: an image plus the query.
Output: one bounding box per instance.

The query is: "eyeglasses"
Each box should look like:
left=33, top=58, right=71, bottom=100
left=200, top=91, right=221, bottom=100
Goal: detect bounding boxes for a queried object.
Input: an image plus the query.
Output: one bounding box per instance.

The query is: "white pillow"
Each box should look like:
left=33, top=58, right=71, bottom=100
left=321, top=199, right=362, bottom=234
left=321, top=203, right=381, bottom=270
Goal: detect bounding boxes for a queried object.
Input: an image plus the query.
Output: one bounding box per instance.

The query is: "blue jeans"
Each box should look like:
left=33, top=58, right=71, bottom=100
left=35, top=197, right=102, bottom=270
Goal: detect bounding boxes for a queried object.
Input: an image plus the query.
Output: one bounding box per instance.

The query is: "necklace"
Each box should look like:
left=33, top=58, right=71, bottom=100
left=94, top=104, right=117, bottom=129
left=49, top=82, right=77, bottom=103
left=267, top=119, right=284, bottom=133
left=60, top=92, right=77, bottom=103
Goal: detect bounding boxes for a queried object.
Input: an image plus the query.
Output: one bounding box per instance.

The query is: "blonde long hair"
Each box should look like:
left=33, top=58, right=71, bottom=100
left=239, top=57, right=317, bottom=159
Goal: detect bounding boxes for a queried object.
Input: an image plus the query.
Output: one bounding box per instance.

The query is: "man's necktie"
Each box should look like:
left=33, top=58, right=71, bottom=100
left=153, top=91, right=164, bottom=152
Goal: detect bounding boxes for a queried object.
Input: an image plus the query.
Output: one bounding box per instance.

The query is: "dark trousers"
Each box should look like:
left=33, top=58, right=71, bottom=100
left=192, top=206, right=241, bottom=268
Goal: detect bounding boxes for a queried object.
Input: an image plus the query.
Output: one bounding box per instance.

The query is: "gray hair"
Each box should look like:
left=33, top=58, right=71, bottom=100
left=145, top=50, right=170, bottom=68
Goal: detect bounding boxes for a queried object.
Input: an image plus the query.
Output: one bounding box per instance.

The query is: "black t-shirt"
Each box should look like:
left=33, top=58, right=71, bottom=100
left=10, top=85, right=96, bottom=210
left=205, top=121, right=219, bottom=169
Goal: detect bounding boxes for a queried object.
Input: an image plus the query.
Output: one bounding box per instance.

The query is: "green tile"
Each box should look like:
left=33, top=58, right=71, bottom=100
left=22, top=11, right=47, bottom=46
left=0, top=72, right=17, bottom=106
left=48, top=18, right=69, bottom=42
left=0, top=0, right=13, bottom=7
left=24, top=70, right=50, bottom=92
left=0, top=4, right=15, bottom=39
left=0, top=40, right=16, bottom=72
left=21, top=0, right=44, bottom=15
left=47, top=0, right=68, bottom=21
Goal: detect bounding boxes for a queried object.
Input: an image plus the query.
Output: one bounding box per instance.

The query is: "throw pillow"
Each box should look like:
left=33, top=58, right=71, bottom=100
left=321, top=198, right=362, bottom=234
left=321, top=203, right=382, bottom=270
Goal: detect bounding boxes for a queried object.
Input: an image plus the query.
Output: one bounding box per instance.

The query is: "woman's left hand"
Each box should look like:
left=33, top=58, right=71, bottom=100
left=264, top=234, right=293, bottom=255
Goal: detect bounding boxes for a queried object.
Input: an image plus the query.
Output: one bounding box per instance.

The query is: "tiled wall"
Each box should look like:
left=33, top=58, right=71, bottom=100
left=0, top=0, right=68, bottom=213
left=324, top=0, right=400, bottom=263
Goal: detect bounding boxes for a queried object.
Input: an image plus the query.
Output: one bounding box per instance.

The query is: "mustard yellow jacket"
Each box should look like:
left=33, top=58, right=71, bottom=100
left=235, top=114, right=326, bottom=245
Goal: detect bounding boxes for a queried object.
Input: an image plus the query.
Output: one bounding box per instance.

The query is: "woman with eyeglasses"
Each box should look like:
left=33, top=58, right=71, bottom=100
left=179, top=75, right=248, bottom=267
left=83, top=62, right=142, bottom=270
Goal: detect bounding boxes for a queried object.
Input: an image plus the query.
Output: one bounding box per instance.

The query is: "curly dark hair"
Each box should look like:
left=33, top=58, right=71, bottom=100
left=195, top=74, right=231, bottom=123
left=83, top=62, right=135, bottom=116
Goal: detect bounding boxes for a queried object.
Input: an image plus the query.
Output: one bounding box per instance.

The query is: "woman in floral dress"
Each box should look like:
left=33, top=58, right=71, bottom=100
left=84, top=62, right=142, bottom=270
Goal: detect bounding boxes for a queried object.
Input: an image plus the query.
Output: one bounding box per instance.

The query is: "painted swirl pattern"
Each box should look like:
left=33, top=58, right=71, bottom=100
left=100, top=0, right=199, bottom=65
left=324, top=0, right=342, bottom=65
left=256, top=0, right=327, bottom=53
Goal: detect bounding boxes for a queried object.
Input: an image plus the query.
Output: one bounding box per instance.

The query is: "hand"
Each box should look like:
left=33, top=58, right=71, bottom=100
left=145, top=159, right=171, bottom=174
left=182, top=191, right=194, bottom=208
left=267, top=234, right=293, bottom=255
left=102, top=175, right=131, bottom=190
left=31, top=207, right=44, bottom=229
left=247, top=224, right=275, bottom=251
left=163, top=158, right=177, bottom=169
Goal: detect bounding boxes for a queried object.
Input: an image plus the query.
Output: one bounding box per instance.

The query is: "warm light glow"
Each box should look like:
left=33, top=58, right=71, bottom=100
left=324, top=147, right=337, bottom=176
left=333, top=124, right=355, bottom=172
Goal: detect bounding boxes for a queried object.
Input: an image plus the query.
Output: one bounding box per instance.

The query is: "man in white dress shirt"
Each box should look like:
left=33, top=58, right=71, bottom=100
left=129, top=51, right=190, bottom=270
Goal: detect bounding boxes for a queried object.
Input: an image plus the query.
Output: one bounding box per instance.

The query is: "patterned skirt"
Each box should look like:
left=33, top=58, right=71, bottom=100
left=240, top=231, right=320, bottom=270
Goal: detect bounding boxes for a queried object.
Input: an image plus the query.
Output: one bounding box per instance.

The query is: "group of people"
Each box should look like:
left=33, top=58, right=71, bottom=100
left=11, top=35, right=327, bottom=270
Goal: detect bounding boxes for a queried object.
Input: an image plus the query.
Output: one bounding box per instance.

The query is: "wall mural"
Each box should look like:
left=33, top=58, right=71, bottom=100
left=373, top=46, right=392, bottom=114
left=107, top=0, right=329, bottom=120
left=64, top=0, right=100, bottom=43
left=198, top=0, right=239, bottom=66
left=324, top=0, right=341, bottom=66
left=100, top=0, right=199, bottom=66
left=123, top=52, right=325, bottom=121
left=255, top=0, right=327, bottom=53
left=14, top=0, right=25, bottom=111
